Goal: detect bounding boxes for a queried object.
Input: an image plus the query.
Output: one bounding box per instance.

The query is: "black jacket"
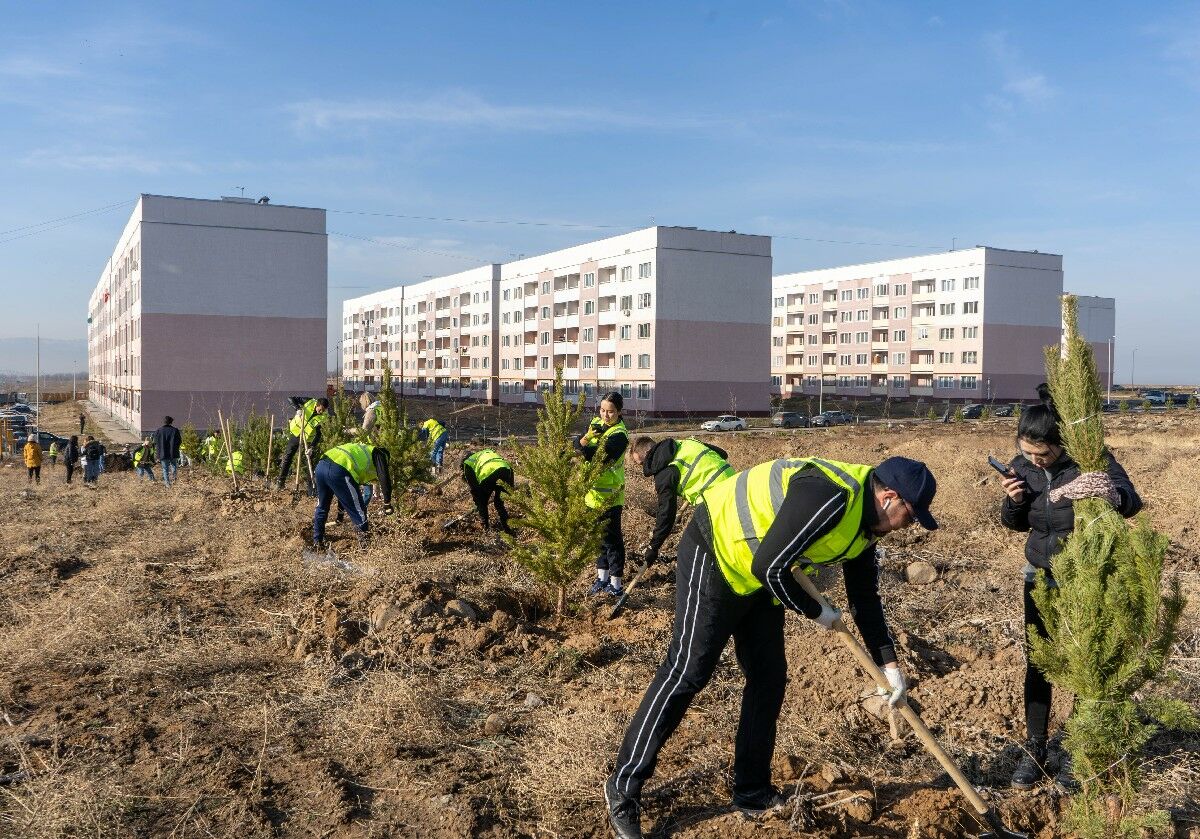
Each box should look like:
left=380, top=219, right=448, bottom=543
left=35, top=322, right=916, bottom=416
left=573, top=420, right=628, bottom=468
left=83, top=440, right=102, bottom=462
left=643, top=437, right=729, bottom=555
left=64, top=441, right=80, bottom=465
left=154, top=424, right=182, bottom=460
left=1000, top=449, right=1141, bottom=571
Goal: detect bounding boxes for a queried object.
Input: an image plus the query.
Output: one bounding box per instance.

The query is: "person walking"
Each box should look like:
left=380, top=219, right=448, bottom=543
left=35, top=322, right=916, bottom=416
left=23, top=437, right=42, bottom=484
left=997, top=385, right=1141, bottom=791
left=133, top=438, right=156, bottom=481
left=352, top=391, right=381, bottom=438
left=461, top=448, right=515, bottom=535
left=82, top=436, right=102, bottom=487
left=48, top=441, right=59, bottom=466
left=418, top=417, right=449, bottom=474
left=276, top=397, right=329, bottom=488
left=575, top=391, right=629, bottom=597
left=627, top=435, right=735, bottom=568
left=64, top=435, right=80, bottom=484
left=153, top=415, right=183, bottom=487
left=604, top=455, right=938, bottom=839
left=79, top=411, right=86, bottom=435
left=313, top=442, right=395, bottom=550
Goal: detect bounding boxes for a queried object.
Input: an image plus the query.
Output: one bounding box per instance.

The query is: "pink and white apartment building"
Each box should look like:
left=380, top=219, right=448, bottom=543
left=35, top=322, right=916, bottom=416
left=342, top=226, right=773, bottom=415
left=341, top=265, right=501, bottom=400
left=88, top=195, right=327, bottom=435
left=770, top=247, right=1114, bottom=404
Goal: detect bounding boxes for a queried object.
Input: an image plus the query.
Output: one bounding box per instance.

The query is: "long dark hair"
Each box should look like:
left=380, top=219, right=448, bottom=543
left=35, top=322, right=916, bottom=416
left=1017, top=383, right=1063, bottom=446
left=600, top=391, right=624, bottom=416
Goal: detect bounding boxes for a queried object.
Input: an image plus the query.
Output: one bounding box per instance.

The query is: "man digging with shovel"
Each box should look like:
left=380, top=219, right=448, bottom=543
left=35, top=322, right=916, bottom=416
left=605, top=456, right=937, bottom=839
left=312, top=442, right=395, bottom=553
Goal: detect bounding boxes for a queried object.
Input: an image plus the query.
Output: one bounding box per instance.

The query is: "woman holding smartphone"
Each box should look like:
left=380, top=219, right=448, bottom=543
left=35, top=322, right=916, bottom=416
left=997, top=385, right=1142, bottom=790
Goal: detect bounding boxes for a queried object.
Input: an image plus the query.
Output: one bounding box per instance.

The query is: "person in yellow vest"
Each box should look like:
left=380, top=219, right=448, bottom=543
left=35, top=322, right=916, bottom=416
left=418, top=417, right=449, bottom=473
left=313, top=442, right=394, bottom=550
left=133, top=438, right=156, bottom=481
left=202, top=433, right=220, bottom=463
left=628, top=435, right=735, bottom=567
left=23, top=437, right=42, bottom=484
left=224, top=449, right=245, bottom=475
left=461, top=448, right=515, bottom=535
left=276, top=397, right=329, bottom=488
left=604, top=456, right=938, bottom=839
left=575, top=391, right=629, bottom=597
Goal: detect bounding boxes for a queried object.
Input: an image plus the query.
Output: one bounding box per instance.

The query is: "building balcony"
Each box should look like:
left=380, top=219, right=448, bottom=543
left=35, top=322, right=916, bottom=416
left=871, top=364, right=888, bottom=374
left=871, top=341, right=888, bottom=351
left=553, top=341, right=580, bottom=355
left=597, top=339, right=616, bottom=354
left=822, top=364, right=837, bottom=374
left=553, top=314, right=580, bottom=329
left=598, top=310, right=618, bottom=325
left=871, top=386, right=888, bottom=395
left=910, top=362, right=934, bottom=374
left=910, top=386, right=933, bottom=396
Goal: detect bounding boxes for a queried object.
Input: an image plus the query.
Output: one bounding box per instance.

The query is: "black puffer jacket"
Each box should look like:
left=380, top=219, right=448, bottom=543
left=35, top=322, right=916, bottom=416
left=1000, top=449, right=1141, bottom=571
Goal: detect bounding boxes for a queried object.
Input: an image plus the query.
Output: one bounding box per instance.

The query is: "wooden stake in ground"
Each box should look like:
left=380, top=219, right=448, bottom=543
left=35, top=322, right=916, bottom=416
left=216, top=409, right=239, bottom=494
left=264, top=414, right=275, bottom=485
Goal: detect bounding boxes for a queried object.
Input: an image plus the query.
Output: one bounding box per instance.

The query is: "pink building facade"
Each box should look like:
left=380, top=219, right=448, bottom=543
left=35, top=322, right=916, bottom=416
left=88, top=195, right=327, bottom=435
left=771, top=248, right=1111, bottom=405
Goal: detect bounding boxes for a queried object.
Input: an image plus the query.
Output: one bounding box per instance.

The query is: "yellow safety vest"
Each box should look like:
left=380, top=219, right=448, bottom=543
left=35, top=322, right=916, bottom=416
left=466, top=449, right=510, bottom=483
left=705, top=457, right=876, bottom=595
left=134, top=447, right=152, bottom=467
left=584, top=420, right=628, bottom=509
left=203, top=436, right=219, bottom=460
left=422, top=418, right=447, bottom=440
left=670, top=438, right=735, bottom=505
left=225, top=451, right=245, bottom=474
left=289, top=399, right=328, bottom=440
left=323, top=443, right=378, bottom=485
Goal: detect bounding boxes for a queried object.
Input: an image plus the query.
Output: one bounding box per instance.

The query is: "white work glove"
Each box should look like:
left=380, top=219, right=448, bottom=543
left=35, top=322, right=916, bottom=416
left=879, top=664, right=907, bottom=707
left=813, top=603, right=842, bottom=631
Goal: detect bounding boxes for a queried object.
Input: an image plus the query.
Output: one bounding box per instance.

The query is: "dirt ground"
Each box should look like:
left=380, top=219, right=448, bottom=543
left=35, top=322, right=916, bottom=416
left=2, top=403, right=1199, bottom=838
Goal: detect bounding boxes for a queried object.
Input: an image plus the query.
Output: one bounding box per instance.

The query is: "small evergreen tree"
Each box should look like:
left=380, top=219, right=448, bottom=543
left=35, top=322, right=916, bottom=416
left=1029, top=296, right=1192, bottom=837
left=1141, top=398, right=1152, bottom=413
left=373, top=366, right=433, bottom=498
left=319, top=387, right=357, bottom=455
left=1118, top=400, right=1129, bottom=413
left=241, top=408, right=273, bottom=476
left=1188, top=395, right=1197, bottom=410
left=926, top=407, right=937, bottom=421
left=953, top=407, right=964, bottom=423
left=1013, top=404, right=1022, bottom=420
left=180, top=423, right=200, bottom=463
left=503, top=368, right=606, bottom=614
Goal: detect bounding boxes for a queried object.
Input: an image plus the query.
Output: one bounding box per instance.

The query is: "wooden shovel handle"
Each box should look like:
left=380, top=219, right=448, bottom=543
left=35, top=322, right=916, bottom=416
left=791, top=570, right=991, bottom=817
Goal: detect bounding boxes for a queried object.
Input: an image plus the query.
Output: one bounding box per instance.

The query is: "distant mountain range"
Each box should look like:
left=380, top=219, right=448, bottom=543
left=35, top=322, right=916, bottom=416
left=0, top=337, right=88, bottom=375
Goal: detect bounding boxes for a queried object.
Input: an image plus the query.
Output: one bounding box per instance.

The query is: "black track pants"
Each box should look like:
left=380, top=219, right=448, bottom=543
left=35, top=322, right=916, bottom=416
left=611, top=520, right=786, bottom=800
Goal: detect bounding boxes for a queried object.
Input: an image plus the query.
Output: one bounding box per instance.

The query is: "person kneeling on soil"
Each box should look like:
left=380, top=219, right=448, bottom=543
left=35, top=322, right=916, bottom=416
left=627, top=435, right=735, bottom=568
left=313, top=442, right=395, bottom=550
left=461, top=448, right=515, bottom=536
left=605, top=456, right=938, bottom=839
left=997, top=384, right=1141, bottom=792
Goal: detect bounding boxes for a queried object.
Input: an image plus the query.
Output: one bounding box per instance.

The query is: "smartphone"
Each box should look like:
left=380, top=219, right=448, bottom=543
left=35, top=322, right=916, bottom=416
left=987, top=455, right=1012, bottom=475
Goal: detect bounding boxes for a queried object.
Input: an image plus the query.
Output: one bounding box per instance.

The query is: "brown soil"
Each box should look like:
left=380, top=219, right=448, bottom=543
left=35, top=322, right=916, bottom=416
left=2, top=405, right=1199, bottom=838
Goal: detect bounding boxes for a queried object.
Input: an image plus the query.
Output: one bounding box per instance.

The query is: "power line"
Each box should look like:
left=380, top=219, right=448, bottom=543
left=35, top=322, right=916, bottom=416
left=0, top=200, right=137, bottom=245
left=328, top=230, right=483, bottom=262
left=328, top=208, right=630, bottom=231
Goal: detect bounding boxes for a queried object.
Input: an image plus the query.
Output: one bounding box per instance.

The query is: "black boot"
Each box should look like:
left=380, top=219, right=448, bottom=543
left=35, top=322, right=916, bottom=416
left=1053, top=750, right=1078, bottom=793
left=732, top=785, right=789, bottom=813
left=1011, top=739, right=1048, bottom=789
left=604, top=776, right=643, bottom=839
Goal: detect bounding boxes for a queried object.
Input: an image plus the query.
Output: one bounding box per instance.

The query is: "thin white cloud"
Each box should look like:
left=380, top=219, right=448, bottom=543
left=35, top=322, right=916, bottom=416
left=0, top=55, right=77, bottom=78
left=285, top=90, right=735, bottom=135
left=983, top=31, right=1058, bottom=109
left=1145, top=12, right=1200, bottom=88
left=22, top=147, right=202, bottom=175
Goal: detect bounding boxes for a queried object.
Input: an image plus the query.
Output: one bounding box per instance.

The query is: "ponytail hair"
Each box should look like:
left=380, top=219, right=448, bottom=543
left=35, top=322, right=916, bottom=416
left=1018, top=382, right=1062, bottom=446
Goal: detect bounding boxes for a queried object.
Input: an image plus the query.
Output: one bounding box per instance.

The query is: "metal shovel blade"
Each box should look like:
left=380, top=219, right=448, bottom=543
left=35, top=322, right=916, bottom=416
left=978, top=808, right=1030, bottom=839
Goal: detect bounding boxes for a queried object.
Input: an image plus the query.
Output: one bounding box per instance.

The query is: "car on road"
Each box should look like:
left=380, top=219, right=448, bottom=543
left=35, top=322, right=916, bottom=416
left=1141, top=390, right=1167, bottom=406
left=700, top=415, right=747, bottom=432
left=811, top=410, right=855, bottom=427
left=771, top=411, right=809, bottom=428
left=14, top=430, right=69, bottom=452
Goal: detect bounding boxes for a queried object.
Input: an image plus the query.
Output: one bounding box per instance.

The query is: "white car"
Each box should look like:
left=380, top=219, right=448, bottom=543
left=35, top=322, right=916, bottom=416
left=701, top=415, right=747, bottom=432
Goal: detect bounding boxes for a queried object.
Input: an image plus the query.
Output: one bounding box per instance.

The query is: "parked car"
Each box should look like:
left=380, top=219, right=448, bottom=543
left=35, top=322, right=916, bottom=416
left=961, top=404, right=985, bottom=420
left=992, top=404, right=1016, bottom=417
left=7, top=403, right=37, bottom=415
left=1169, top=392, right=1191, bottom=406
left=811, top=410, right=854, bottom=428
left=14, top=430, right=69, bottom=452
left=1141, top=390, right=1167, bottom=405
left=700, top=415, right=747, bottom=432
left=771, top=411, right=809, bottom=428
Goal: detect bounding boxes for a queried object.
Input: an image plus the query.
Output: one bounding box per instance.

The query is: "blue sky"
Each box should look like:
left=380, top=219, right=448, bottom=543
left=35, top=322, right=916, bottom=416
left=1, top=1, right=1197, bottom=383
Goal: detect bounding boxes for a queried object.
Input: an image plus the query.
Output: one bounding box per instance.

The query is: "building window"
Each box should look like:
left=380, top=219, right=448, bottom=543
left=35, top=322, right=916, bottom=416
left=839, top=354, right=852, bottom=365
left=839, top=332, right=851, bottom=344
left=893, top=306, right=907, bottom=319
left=939, top=328, right=955, bottom=340
left=638, top=323, right=651, bottom=338
left=584, top=272, right=596, bottom=287
left=941, top=279, right=956, bottom=292
left=773, top=316, right=783, bottom=327
left=638, top=293, right=651, bottom=308
left=619, top=324, right=631, bottom=339
left=892, top=375, right=907, bottom=388
left=961, top=375, right=978, bottom=389
left=916, top=326, right=929, bottom=340
left=584, top=300, right=595, bottom=315
left=774, top=355, right=785, bottom=367
left=939, top=303, right=956, bottom=316
left=639, top=262, right=652, bottom=279
left=855, top=353, right=868, bottom=365
left=638, top=354, right=650, bottom=368
left=540, top=331, right=550, bottom=345
left=963, top=326, right=978, bottom=338
left=638, top=383, right=651, bottom=399
left=939, top=352, right=954, bottom=363
left=963, top=301, right=979, bottom=314
left=807, top=313, right=818, bottom=325
left=856, top=287, right=869, bottom=299
left=542, top=281, right=550, bottom=294
left=620, top=294, right=633, bottom=310
left=541, top=357, right=549, bottom=370
left=583, top=356, right=594, bottom=369
left=807, top=335, right=818, bottom=345
left=875, top=283, right=888, bottom=296
left=840, top=289, right=853, bottom=301
left=620, top=383, right=633, bottom=398
left=541, top=306, right=550, bottom=319
left=855, top=331, right=868, bottom=343
left=962, top=351, right=978, bottom=364
left=893, top=283, right=907, bottom=296
left=892, top=329, right=907, bottom=342
left=772, top=336, right=784, bottom=347
left=620, top=266, right=633, bottom=281
left=774, top=296, right=784, bottom=308
left=892, top=352, right=907, bottom=364
left=964, top=276, right=979, bottom=290
left=583, top=327, right=594, bottom=342
left=771, top=375, right=783, bottom=386
left=620, top=354, right=631, bottom=369
left=808, top=293, right=819, bottom=304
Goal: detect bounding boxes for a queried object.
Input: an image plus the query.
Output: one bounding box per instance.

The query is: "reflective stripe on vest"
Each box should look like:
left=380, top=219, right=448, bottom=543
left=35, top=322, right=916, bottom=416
left=134, top=448, right=149, bottom=466
left=466, top=449, right=509, bottom=483
left=323, top=443, right=377, bottom=485
left=671, top=438, right=735, bottom=505
left=423, top=418, right=446, bottom=440
left=584, top=420, right=628, bottom=509
left=705, top=457, right=876, bottom=595
left=289, top=399, right=327, bottom=439
left=225, top=451, right=245, bottom=474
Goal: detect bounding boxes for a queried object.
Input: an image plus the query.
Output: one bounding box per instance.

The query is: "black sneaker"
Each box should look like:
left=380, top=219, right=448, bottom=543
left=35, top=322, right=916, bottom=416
left=732, top=785, right=789, bottom=813
left=1053, top=751, right=1078, bottom=793
left=604, top=776, right=643, bottom=839
left=1011, top=740, right=1048, bottom=790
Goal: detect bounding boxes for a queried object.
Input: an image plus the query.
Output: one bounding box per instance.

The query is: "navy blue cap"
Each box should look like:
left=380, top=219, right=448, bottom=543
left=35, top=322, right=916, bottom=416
left=875, top=457, right=938, bottom=530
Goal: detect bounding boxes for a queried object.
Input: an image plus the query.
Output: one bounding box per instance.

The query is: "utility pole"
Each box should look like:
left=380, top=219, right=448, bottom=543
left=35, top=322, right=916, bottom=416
left=35, top=324, right=41, bottom=436
left=1131, top=348, right=1136, bottom=391
left=1107, top=336, right=1114, bottom=405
